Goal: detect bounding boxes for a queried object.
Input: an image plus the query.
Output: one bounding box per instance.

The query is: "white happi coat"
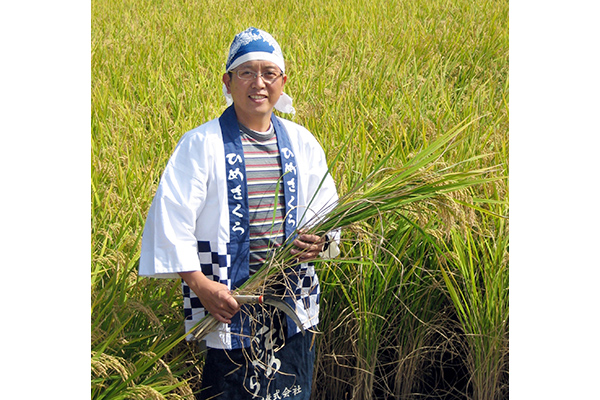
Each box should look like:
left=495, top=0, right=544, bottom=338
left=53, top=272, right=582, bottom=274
left=139, top=106, right=339, bottom=349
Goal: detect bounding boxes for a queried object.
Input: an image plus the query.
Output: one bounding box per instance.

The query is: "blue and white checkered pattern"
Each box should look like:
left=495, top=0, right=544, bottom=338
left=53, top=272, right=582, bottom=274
left=295, top=263, right=318, bottom=297
left=290, top=262, right=320, bottom=335
left=182, top=241, right=231, bottom=322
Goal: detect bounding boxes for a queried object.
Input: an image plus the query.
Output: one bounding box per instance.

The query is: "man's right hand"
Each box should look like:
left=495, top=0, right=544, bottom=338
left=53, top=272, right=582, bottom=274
left=178, top=271, right=241, bottom=324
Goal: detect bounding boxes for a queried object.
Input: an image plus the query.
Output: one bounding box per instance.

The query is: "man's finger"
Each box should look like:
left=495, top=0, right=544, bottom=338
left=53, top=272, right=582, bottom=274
left=299, top=233, right=324, bottom=243
left=294, top=235, right=323, bottom=249
left=215, top=314, right=232, bottom=324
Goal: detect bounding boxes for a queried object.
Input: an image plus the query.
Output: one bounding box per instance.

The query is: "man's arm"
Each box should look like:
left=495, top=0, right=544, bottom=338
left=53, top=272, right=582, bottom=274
left=178, top=271, right=241, bottom=324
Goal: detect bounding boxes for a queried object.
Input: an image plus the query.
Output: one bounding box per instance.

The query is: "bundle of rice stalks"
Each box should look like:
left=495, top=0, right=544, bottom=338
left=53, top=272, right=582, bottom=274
left=189, top=119, right=500, bottom=342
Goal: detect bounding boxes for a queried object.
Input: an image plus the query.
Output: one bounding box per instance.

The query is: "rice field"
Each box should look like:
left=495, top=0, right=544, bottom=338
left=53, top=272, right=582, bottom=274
left=91, top=0, right=508, bottom=398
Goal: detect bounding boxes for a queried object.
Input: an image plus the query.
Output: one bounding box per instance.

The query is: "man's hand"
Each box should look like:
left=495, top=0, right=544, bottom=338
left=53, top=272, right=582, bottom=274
left=290, top=231, right=326, bottom=262
left=178, top=271, right=241, bottom=324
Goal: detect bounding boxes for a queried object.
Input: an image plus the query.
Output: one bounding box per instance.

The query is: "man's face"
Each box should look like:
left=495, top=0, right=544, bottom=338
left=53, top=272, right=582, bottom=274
left=222, top=60, right=287, bottom=130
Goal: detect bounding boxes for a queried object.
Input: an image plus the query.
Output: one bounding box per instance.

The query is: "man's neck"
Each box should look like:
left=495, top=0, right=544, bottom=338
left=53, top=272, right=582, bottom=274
left=233, top=107, right=272, bottom=132
left=239, top=122, right=275, bottom=141
left=238, top=118, right=271, bottom=132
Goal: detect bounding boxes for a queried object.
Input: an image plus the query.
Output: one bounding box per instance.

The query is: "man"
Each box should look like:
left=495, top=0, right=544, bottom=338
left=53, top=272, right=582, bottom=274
left=139, top=27, right=339, bottom=399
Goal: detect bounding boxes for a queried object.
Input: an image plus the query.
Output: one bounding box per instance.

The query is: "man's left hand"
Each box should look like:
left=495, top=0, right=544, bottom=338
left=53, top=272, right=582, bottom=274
left=290, top=231, right=325, bottom=262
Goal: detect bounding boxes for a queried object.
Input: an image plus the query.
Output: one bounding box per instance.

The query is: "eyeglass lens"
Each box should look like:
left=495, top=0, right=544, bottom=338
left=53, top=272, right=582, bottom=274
left=236, top=69, right=282, bottom=84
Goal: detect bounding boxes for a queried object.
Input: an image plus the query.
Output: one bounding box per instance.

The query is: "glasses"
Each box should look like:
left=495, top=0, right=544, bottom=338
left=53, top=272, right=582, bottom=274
left=234, top=69, right=283, bottom=84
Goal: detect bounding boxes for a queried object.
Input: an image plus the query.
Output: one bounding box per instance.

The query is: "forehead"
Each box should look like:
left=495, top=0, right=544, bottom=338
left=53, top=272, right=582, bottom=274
left=237, top=60, right=280, bottom=70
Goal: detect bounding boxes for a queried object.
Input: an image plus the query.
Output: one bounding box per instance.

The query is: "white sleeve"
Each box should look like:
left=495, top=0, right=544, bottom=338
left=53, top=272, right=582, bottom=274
left=298, top=131, right=341, bottom=246
left=139, top=133, right=210, bottom=278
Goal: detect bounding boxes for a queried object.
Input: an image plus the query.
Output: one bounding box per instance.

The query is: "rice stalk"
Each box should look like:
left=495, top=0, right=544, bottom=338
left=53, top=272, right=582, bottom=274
left=92, top=257, right=196, bottom=399
left=437, top=207, right=509, bottom=399
left=91, top=351, right=135, bottom=382
left=188, top=119, right=499, bottom=346
left=92, top=0, right=507, bottom=396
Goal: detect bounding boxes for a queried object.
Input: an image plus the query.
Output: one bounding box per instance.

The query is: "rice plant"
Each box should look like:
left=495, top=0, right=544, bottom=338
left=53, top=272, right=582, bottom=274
left=438, top=208, right=509, bottom=399
left=91, top=0, right=508, bottom=397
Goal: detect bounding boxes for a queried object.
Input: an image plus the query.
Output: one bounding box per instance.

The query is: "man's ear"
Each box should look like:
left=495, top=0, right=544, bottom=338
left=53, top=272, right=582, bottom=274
left=222, top=73, right=232, bottom=93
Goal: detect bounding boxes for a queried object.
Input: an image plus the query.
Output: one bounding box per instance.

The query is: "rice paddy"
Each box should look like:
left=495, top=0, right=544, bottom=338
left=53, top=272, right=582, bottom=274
left=91, top=0, right=508, bottom=398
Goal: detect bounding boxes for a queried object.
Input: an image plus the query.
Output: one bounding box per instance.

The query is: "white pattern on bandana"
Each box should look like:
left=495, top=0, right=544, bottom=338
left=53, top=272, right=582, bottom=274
left=226, top=29, right=283, bottom=69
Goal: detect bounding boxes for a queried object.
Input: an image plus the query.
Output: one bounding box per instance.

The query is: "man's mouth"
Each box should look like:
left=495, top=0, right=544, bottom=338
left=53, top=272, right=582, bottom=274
left=249, top=94, right=267, bottom=100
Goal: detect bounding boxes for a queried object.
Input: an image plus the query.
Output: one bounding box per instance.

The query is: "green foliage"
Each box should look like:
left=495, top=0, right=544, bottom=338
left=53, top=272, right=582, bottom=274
left=438, top=206, right=509, bottom=400
left=91, top=0, right=508, bottom=398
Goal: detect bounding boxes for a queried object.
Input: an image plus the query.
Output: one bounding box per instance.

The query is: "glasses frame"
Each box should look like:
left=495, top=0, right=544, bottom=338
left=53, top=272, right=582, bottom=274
left=234, top=68, right=284, bottom=84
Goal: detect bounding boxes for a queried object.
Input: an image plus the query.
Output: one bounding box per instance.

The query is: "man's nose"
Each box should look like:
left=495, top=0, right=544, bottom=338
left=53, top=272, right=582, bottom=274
left=251, top=74, right=267, bottom=87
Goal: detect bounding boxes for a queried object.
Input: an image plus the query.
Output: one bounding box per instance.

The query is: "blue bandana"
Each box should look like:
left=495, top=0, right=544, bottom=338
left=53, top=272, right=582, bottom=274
left=222, top=27, right=295, bottom=114
left=226, top=27, right=286, bottom=73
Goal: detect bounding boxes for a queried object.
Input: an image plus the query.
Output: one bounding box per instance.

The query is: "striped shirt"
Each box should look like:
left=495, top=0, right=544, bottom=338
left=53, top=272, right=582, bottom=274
left=239, top=124, right=286, bottom=275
